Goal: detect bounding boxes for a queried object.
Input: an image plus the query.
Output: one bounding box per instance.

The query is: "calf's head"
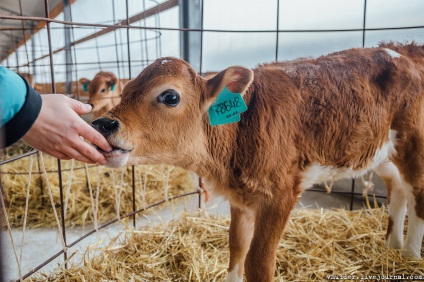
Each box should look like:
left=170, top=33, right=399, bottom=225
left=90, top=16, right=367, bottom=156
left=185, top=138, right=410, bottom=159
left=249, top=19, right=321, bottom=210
left=92, top=57, right=253, bottom=169
left=80, top=71, right=120, bottom=114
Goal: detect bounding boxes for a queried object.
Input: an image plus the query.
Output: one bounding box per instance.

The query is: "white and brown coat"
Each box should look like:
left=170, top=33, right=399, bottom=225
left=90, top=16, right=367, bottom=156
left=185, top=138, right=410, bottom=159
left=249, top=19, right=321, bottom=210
left=92, top=43, right=424, bottom=282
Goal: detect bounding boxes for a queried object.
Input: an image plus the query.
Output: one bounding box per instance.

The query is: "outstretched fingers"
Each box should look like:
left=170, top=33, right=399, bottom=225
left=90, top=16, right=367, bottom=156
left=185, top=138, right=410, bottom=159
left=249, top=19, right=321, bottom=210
left=77, top=118, right=112, bottom=154
left=70, top=136, right=107, bottom=165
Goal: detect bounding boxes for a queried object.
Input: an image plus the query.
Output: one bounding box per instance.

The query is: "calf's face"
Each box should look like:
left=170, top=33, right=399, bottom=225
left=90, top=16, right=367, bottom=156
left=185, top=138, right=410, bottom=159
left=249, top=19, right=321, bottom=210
left=80, top=72, right=119, bottom=113
left=92, top=57, right=253, bottom=168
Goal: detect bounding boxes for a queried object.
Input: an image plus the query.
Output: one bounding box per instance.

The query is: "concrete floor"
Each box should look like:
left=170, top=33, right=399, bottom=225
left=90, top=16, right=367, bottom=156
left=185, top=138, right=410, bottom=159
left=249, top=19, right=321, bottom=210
left=1, top=173, right=387, bottom=281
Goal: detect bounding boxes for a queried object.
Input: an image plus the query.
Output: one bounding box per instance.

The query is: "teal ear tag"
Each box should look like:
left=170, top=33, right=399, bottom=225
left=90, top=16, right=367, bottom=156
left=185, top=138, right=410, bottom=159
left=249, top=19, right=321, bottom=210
left=110, top=84, right=116, bottom=91
left=208, top=86, right=248, bottom=126
left=82, top=82, right=89, bottom=92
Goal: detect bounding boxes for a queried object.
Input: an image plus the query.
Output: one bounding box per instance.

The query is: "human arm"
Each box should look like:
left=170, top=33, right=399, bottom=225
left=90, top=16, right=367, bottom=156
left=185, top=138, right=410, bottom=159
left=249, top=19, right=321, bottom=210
left=0, top=67, right=111, bottom=164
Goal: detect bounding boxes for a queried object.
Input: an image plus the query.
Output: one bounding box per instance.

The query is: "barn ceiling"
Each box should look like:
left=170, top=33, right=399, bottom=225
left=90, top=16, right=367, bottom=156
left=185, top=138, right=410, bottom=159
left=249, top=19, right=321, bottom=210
left=0, top=0, right=63, bottom=62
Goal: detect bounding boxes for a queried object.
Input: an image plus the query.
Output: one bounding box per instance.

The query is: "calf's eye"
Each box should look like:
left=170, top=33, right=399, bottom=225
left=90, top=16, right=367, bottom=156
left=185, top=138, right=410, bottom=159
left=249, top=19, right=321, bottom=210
left=157, top=90, right=180, bottom=107
left=100, top=88, right=106, bottom=93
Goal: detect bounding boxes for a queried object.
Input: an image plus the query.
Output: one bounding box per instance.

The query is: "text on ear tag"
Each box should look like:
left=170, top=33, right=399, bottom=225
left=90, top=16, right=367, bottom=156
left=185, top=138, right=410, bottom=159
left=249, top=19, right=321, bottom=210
left=110, top=84, right=116, bottom=91
left=208, top=86, right=248, bottom=126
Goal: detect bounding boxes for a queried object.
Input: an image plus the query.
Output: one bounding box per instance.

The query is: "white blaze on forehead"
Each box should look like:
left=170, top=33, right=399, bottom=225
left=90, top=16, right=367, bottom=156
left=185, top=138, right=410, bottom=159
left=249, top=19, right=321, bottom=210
left=384, top=48, right=401, bottom=58
left=161, top=59, right=172, bottom=65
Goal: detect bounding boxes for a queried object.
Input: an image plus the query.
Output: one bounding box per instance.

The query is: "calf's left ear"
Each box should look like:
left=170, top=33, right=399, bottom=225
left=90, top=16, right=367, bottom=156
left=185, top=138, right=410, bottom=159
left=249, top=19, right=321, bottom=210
left=205, top=66, right=253, bottom=107
left=79, top=78, right=90, bottom=92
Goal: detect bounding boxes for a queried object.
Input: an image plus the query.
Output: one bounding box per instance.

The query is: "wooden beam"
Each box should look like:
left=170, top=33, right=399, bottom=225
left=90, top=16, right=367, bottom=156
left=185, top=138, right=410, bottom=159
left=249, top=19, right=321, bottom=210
left=72, top=0, right=177, bottom=47
left=22, top=0, right=178, bottom=66
left=4, top=0, right=76, bottom=60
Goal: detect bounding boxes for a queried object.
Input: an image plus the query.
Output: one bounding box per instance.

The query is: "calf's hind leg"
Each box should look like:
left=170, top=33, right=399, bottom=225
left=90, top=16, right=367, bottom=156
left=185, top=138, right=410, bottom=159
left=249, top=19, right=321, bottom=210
left=374, top=161, right=407, bottom=249
left=402, top=183, right=424, bottom=258
left=395, top=132, right=424, bottom=259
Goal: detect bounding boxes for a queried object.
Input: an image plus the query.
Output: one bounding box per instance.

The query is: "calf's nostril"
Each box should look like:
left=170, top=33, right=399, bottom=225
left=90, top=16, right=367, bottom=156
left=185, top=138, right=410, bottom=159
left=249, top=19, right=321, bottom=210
left=92, top=118, right=119, bottom=136
left=104, top=120, right=118, bottom=131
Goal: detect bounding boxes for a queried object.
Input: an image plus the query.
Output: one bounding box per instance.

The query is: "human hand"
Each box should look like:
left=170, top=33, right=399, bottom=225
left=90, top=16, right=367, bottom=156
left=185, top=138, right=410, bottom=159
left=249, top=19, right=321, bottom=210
left=21, top=94, right=112, bottom=164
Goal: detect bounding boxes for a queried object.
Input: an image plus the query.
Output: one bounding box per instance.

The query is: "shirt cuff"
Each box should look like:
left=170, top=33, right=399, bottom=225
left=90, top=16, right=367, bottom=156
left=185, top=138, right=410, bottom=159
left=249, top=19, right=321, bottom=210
left=0, top=77, right=42, bottom=148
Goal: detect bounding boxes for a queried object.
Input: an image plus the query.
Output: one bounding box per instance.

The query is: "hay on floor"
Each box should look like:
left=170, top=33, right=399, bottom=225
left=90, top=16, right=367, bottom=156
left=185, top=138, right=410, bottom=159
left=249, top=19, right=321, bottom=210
left=32, top=207, right=424, bottom=281
left=1, top=148, right=196, bottom=229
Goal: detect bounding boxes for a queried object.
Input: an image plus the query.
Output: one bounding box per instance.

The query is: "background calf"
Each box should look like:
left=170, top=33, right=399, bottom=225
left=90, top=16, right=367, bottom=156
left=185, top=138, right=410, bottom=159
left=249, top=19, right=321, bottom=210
left=79, top=71, right=123, bottom=117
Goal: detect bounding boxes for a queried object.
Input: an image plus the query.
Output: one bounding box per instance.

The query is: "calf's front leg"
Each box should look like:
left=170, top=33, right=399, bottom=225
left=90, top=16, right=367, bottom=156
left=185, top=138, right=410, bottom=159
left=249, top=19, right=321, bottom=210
left=225, top=205, right=255, bottom=282
left=245, top=192, right=297, bottom=282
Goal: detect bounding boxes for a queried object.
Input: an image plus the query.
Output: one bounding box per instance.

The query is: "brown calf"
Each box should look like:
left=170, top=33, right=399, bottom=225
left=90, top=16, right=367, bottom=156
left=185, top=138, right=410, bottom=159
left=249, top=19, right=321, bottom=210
left=92, top=43, right=424, bottom=281
left=79, top=71, right=123, bottom=117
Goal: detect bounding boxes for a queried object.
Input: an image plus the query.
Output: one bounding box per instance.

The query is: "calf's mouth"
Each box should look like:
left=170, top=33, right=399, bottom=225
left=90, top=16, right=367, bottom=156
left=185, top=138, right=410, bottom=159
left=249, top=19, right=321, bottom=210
left=95, top=144, right=133, bottom=157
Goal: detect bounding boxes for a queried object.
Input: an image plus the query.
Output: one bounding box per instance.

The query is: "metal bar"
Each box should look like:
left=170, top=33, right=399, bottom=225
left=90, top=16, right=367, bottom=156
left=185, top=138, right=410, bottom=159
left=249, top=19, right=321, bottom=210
left=119, top=23, right=125, bottom=77
left=94, top=26, right=102, bottom=70
left=126, top=0, right=132, bottom=79
left=14, top=41, right=19, bottom=72
left=179, top=0, right=189, bottom=64
left=0, top=228, right=3, bottom=282
left=125, top=0, right=135, bottom=228
left=18, top=0, right=30, bottom=73
left=111, top=0, right=121, bottom=78
left=153, top=0, right=161, bottom=58
left=19, top=249, right=66, bottom=281
left=362, top=0, right=367, bottom=48
left=0, top=25, right=130, bottom=31
left=307, top=187, right=386, bottom=199
left=179, top=0, right=202, bottom=72
left=0, top=150, right=38, bottom=166
left=0, top=154, right=5, bottom=282
left=0, top=164, right=97, bottom=175
left=16, top=59, right=154, bottom=67
left=69, top=5, right=80, bottom=101
left=44, top=0, right=68, bottom=274
left=2, top=14, right=423, bottom=33
left=198, top=177, right=202, bottom=209
left=44, top=0, right=56, bottom=94
left=132, top=165, right=136, bottom=227
left=0, top=26, right=64, bottom=31
left=16, top=63, right=151, bottom=73
left=350, top=179, right=356, bottom=211
left=142, top=0, right=149, bottom=63
left=31, top=26, right=37, bottom=81
left=63, top=0, right=73, bottom=94
left=275, top=0, right=280, bottom=61
left=36, top=152, right=45, bottom=206
left=199, top=0, right=204, bottom=74
left=57, top=160, right=68, bottom=267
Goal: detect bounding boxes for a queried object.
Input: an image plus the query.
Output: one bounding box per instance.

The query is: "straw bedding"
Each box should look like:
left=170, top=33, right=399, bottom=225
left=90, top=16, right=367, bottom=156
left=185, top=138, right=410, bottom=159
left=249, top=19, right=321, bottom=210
left=32, top=206, right=424, bottom=281
left=1, top=144, right=196, bottom=229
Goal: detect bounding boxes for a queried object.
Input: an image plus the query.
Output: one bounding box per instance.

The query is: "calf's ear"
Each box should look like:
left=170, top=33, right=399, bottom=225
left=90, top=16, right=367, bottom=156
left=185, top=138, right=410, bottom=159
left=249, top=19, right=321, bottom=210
left=79, top=78, right=90, bottom=92
left=107, top=76, right=118, bottom=86
left=205, top=66, right=253, bottom=107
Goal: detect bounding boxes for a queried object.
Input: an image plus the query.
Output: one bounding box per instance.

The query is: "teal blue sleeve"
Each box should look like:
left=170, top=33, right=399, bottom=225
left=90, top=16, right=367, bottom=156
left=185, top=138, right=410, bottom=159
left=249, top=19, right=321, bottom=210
left=0, top=66, right=27, bottom=126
